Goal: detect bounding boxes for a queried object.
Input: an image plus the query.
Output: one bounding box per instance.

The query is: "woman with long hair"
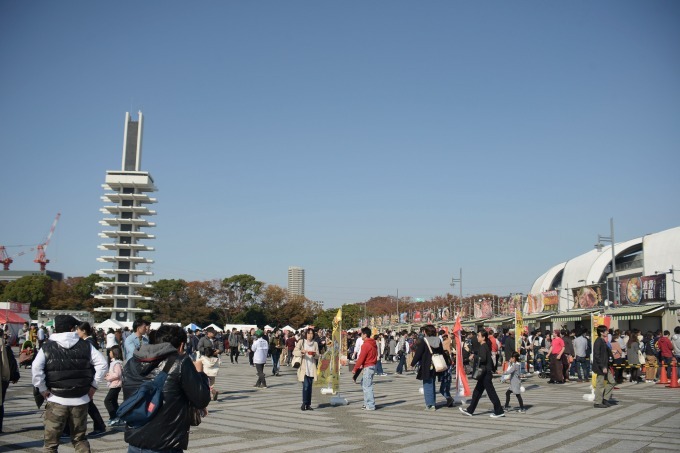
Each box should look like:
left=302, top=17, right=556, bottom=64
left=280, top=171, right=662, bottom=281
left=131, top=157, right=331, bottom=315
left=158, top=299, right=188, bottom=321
left=459, top=330, right=504, bottom=418
left=626, top=329, right=642, bottom=383
left=76, top=322, right=107, bottom=436
left=295, top=328, right=319, bottom=411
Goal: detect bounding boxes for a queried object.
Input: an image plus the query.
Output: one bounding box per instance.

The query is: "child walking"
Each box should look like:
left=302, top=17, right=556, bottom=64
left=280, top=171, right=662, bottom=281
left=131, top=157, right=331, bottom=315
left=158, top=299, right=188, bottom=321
left=104, top=345, right=125, bottom=426
left=200, top=347, right=221, bottom=401
left=503, top=352, right=526, bottom=413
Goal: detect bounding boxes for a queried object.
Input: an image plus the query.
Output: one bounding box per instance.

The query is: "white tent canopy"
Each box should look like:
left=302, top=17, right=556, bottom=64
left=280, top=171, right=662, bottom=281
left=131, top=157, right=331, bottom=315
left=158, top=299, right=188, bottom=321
left=184, top=323, right=202, bottom=331
left=282, top=325, right=295, bottom=332
left=96, top=319, right=124, bottom=331
left=223, top=324, right=258, bottom=332
left=205, top=323, right=223, bottom=332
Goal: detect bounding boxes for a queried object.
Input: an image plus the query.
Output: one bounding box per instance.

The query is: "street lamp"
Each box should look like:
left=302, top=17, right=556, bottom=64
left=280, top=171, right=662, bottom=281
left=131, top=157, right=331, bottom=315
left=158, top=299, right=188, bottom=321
left=595, top=218, right=619, bottom=308
left=450, top=268, right=462, bottom=318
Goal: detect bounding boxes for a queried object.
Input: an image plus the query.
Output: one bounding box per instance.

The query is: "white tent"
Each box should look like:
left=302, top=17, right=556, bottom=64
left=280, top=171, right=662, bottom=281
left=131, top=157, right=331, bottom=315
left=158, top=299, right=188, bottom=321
left=282, top=325, right=295, bottom=332
left=150, top=322, right=181, bottom=331
left=264, top=325, right=274, bottom=331
left=96, top=319, right=123, bottom=331
left=224, top=324, right=258, bottom=332
left=205, top=323, right=223, bottom=332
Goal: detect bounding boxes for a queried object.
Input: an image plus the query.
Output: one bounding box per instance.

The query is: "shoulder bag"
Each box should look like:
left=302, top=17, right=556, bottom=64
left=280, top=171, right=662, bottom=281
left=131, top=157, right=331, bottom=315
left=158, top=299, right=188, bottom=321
left=424, top=338, right=448, bottom=373
left=472, top=356, right=485, bottom=380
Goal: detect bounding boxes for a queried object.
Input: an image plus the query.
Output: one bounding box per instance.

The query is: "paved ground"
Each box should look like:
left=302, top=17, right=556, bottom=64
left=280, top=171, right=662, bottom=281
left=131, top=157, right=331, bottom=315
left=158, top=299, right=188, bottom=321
left=2, top=354, right=679, bottom=452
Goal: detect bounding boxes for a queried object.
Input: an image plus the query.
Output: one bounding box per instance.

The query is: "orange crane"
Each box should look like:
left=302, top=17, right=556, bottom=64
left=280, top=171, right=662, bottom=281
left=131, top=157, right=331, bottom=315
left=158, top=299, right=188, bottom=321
left=34, top=213, right=61, bottom=271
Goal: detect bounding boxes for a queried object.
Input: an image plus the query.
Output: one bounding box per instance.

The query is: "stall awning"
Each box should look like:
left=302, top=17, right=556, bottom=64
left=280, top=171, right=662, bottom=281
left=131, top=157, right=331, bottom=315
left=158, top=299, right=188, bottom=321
left=523, top=312, right=554, bottom=322
left=551, top=309, right=600, bottom=323
left=604, top=304, right=665, bottom=321
left=483, top=316, right=513, bottom=326
left=461, top=318, right=486, bottom=327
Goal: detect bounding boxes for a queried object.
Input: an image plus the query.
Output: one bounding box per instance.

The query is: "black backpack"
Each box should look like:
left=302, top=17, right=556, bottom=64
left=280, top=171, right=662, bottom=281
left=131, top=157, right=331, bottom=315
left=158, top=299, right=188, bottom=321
left=117, top=355, right=177, bottom=428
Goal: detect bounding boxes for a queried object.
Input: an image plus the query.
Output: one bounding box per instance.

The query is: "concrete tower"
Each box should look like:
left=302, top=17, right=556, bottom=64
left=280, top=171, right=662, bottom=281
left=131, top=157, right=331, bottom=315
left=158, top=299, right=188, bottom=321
left=95, top=112, right=155, bottom=322
left=287, top=266, right=305, bottom=297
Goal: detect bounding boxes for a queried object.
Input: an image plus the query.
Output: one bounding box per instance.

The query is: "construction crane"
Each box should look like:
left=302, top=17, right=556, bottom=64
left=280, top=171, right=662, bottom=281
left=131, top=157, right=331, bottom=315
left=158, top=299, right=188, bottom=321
left=34, top=213, right=61, bottom=271
left=0, top=245, right=36, bottom=271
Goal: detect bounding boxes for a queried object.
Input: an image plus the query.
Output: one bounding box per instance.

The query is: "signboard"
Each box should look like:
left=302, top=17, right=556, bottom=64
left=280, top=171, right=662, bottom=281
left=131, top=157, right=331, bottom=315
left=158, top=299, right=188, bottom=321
left=572, top=284, right=604, bottom=309
left=526, top=294, right=543, bottom=314
left=541, top=290, right=559, bottom=311
left=618, top=275, right=666, bottom=304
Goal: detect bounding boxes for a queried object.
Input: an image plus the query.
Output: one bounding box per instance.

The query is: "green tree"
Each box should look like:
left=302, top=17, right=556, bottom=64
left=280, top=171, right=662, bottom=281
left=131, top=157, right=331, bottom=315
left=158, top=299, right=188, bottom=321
left=2, top=275, right=53, bottom=318
left=211, top=274, right=263, bottom=324
left=342, top=303, right=362, bottom=330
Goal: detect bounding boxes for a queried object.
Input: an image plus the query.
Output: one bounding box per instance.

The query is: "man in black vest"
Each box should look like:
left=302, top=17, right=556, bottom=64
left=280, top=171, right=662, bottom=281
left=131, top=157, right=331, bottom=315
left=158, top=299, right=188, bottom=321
left=31, top=315, right=107, bottom=452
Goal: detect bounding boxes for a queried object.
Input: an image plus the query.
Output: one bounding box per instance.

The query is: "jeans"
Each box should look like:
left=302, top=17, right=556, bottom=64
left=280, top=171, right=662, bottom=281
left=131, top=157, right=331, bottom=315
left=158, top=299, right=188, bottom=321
left=302, top=375, right=313, bottom=405
left=574, top=356, right=591, bottom=380
left=422, top=377, right=436, bottom=407
left=396, top=352, right=406, bottom=374
left=375, top=359, right=384, bottom=375
left=362, top=366, right=376, bottom=409
left=128, top=447, right=183, bottom=453
left=658, top=356, right=672, bottom=380
left=287, top=349, right=294, bottom=365
left=271, top=349, right=281, bottom=375
left=438, top=366, right=452, bottom=399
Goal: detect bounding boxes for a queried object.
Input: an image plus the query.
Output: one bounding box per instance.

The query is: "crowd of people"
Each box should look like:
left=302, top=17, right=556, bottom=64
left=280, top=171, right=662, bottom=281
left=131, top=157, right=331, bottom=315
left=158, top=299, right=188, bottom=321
left=1, top=318, right=679, bottom=452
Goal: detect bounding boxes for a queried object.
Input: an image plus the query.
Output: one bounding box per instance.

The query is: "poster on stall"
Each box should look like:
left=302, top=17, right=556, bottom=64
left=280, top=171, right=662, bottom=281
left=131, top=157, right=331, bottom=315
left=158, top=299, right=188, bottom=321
left=515, top=308, right=524, bottom=352
left=618, top=275, right=666, bottom=304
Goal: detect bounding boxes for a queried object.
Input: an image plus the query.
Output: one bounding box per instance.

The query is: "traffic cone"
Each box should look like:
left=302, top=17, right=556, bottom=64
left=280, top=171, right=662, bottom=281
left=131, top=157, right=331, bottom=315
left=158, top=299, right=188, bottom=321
left=666, top=360, right=679, bottom=389
left=657, top=361, right=669, bottom=385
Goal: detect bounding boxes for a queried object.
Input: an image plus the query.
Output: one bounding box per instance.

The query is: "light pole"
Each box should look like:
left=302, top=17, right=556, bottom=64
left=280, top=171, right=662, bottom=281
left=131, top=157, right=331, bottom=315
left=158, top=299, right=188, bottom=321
left=595, top=217, right=618, bottom=310
left=451, top=268, right=462, bottom=318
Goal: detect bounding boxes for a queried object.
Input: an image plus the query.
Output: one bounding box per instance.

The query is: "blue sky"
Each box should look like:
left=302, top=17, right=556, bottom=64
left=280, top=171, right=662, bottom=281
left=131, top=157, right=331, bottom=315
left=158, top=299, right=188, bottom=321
left=1, top=1, right=679, bottom=308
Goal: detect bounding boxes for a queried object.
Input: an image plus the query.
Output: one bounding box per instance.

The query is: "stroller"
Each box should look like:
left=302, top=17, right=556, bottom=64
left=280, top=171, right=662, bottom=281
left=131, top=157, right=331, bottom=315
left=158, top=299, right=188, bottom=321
left=19, top=340, right=35, bottom=368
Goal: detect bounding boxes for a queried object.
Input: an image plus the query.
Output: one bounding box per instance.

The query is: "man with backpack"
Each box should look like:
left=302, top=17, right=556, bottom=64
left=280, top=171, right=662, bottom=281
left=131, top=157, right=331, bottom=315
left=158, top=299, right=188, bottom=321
left=122, top=324, right=210, bottom=452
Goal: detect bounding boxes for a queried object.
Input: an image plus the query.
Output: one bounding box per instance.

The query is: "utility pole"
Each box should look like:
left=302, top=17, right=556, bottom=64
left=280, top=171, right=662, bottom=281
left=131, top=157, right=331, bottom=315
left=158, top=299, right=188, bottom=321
left=451, top=268, right=462, bottom=318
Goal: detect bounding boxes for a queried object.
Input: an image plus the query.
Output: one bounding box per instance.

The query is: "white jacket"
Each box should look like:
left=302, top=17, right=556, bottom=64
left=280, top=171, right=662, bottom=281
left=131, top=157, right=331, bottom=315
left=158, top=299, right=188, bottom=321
left=251, top=338, right=269, bottom=364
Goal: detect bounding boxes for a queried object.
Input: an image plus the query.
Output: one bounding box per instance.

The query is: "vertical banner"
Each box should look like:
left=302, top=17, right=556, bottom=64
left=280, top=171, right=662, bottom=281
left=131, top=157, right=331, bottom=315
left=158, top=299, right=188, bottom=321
left=316, top=308, right=342, bottom=393
left=515, top=308, right=524, bottom=353
left=590, top=313, right=612, bottom=387
left=453, top=315, right=471, bottom=397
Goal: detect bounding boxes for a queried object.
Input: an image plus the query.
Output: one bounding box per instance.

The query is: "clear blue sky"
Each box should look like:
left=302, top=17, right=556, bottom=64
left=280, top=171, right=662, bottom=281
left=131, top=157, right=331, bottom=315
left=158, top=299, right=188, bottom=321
left=1, top=1, right=679, bottom=308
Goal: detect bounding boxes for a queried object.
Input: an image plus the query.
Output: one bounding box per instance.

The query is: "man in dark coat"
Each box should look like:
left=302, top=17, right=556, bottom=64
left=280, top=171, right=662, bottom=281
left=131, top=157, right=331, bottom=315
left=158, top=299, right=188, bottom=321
left=593, top=325, right=615, bottom=408
left=123, top=324, right=210, bottom=452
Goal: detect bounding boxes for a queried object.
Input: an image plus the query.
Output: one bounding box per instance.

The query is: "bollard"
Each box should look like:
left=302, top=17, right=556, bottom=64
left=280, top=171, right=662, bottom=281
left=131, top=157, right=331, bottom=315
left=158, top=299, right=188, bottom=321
left=667, top=359, right=679, bottom=389
left=657, top=361, right=669, bottom=385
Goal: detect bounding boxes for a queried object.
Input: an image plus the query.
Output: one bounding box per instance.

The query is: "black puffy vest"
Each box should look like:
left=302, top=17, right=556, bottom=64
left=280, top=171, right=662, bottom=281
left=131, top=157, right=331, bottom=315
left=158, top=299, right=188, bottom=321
left=43, top=339, right=94, bottom=398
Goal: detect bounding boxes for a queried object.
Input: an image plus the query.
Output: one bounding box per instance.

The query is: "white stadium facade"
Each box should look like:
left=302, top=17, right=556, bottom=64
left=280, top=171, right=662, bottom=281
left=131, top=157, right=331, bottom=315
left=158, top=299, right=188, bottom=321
left=528, top=226, right=680, bottom=333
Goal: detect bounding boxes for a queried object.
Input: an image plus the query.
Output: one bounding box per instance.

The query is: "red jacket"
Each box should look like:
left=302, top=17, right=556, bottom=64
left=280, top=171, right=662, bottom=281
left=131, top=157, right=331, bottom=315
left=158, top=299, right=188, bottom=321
left=353, top=337, right=377, bottom=372
left=658, top=336, right=673, bottom=358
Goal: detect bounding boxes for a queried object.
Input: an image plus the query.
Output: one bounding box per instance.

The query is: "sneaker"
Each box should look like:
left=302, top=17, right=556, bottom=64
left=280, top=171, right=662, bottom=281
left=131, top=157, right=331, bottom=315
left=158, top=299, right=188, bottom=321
left=113, top=419, right=126, bottom=427
left=459, top=407, right=473, bottom=416
left=425, top=405, right=436, bottom=411
left=517, top=408, right=526, bottom=414
left=593, top=403, right=608, bottom=408
left=503, top=405, right=511, bottom=411
left=363, top=406, right=376, bottom=411
left=490, top=413, right=505, bottom=418
left=88, top=429, right=106, bottom=438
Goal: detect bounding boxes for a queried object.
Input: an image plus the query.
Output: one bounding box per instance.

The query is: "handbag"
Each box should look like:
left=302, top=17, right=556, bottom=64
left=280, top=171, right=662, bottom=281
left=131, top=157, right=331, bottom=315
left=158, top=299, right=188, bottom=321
left=189, top=405, right=203, bottom=426
left=424, top=338, right=447, bottom=373
left=472, top=357, right=484, bottom=380
left=292, top=355, right=302, bottom=369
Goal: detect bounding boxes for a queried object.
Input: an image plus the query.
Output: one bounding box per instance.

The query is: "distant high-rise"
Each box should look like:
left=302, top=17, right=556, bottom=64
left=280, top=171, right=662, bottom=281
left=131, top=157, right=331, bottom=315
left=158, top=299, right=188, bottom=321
left=287, top=266, right=305, bottom=297
left=94, top=112, right=155, bottom=323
